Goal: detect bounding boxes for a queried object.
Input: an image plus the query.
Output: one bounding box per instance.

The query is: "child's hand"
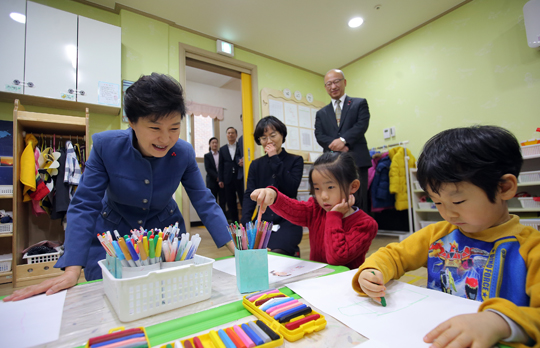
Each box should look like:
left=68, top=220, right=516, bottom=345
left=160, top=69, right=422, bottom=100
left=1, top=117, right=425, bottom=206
left=250, top=188, right=277, bottom=214
left=424, top=311, right=511, bottom=348
left=358, top=269, right=386, bottom=304
left=331, top=194, right=354, bottom=215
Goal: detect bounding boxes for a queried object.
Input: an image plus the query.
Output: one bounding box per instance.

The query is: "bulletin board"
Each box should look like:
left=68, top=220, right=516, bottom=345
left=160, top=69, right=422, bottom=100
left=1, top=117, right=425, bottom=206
left=261, top=87, right=326, bottom=162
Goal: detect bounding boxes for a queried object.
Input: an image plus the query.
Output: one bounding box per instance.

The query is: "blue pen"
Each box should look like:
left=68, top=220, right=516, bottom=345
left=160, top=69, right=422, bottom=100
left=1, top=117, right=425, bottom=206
left=241, top=323, right=264, bottom=346
left=217, top=329, right=236, bottom=348
left=112, top=241, right=129, bottom=267
left=125, top=238, right=141, bottom=267
left=274, top=304, right=308, bottom=321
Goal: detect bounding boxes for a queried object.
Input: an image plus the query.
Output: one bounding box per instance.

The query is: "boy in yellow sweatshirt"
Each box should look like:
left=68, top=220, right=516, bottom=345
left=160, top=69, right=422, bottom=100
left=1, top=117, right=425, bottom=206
left=353, top=126, right=539, bottom=348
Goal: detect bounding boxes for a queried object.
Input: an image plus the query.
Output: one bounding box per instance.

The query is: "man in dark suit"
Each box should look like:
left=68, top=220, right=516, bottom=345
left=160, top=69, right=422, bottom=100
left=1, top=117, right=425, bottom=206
left=204, top=137, right=226, bottom=215
left=314, top=69, right=371, bottom=213
left=219, top=127, right=244, bottom=222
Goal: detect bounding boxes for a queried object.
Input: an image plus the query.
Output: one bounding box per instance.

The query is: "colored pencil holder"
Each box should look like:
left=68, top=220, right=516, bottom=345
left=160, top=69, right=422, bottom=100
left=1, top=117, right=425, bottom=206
left=120, top=262, right=160, bottom=279
left=235, top=248, right=269, bottom=293
left=161, top=258, right=194, bottom=270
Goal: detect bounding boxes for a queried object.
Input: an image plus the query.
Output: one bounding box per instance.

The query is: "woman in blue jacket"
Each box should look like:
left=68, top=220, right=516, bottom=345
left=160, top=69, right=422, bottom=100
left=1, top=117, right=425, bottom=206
left=5, top=73, right=234, bottom=301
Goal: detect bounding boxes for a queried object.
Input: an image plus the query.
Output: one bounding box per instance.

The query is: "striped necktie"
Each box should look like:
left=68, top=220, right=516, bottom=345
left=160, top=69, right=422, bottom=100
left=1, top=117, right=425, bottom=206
left=335, top=100, right=341, bottom=126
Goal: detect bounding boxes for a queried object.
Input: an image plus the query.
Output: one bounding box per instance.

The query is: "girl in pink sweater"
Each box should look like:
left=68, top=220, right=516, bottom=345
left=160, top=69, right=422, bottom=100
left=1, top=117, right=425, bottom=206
left=251, top=152, right=378, bottom=269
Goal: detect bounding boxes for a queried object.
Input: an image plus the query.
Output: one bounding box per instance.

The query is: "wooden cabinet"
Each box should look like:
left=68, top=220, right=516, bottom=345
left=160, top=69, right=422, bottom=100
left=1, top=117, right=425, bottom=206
left=0, top=1, right=121, bottom=115
left=12, top=100, right=89, bottom=287
left=410, top=144, right=540, bottom=232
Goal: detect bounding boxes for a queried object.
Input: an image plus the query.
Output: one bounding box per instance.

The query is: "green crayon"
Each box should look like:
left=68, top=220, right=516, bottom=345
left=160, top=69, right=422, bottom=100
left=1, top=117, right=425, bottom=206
left=371, top=271, right=387, bottom=307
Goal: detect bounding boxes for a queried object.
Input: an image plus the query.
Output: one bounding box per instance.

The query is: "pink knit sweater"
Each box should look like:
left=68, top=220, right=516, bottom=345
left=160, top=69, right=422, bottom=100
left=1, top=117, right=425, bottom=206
left=269, top=187, right=378, bottom=269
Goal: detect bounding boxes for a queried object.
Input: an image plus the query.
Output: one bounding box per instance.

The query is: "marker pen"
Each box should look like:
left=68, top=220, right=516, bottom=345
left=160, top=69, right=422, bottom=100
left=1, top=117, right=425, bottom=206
left=137, top=240, right=148, bottom=266
left=155, top=236, right=163, bottom=263
left=118, top=238, right=136, bottom=267
left=112, top=241, right=129, bottom=267
left=149, top=237, right=155, bottom=264
left=126, top=238, right=141, bottom=267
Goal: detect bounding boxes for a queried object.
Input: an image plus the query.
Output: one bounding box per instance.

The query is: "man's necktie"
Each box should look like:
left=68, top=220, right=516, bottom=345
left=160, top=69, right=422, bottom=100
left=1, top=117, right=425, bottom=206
left=335, top=100, right=341, bottom=126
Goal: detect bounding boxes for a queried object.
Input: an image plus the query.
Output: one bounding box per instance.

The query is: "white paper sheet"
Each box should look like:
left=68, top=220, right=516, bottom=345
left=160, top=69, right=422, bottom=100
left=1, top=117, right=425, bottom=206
left=0, top=291, right=67, bottom=348
left=298, top=105, right=312, bottom=128
left=286, top=269, right=481, bottom=347
left=285, top=127, right=300, bottom=150
left=213, top=254, right=327, bottom=284
left=299, top=128, right=313, bottom=151
left=269, top=99, right=284, bottom=122
left=284, top=102, right=299, bottom=126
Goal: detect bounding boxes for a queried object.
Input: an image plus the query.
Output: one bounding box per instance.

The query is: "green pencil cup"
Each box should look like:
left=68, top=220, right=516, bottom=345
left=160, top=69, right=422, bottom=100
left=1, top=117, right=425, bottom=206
left=235, top=248, right=269, bottom=293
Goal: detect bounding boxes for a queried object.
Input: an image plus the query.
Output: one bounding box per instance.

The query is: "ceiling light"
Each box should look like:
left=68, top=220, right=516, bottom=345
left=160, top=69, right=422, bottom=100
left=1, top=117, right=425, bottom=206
left=216, top=39, right=234, bottom=57
left=10, top=12, right=26, bottom=24
left=348, top=17, right=364, bottom=28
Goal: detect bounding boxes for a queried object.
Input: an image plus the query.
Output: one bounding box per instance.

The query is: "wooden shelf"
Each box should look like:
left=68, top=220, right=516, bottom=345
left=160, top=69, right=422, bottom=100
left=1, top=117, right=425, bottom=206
left=0, top=194, right=13, bottom=199
left=0, top=91, right=120, bottom=116
left=0, top=233, right=12, bottom=238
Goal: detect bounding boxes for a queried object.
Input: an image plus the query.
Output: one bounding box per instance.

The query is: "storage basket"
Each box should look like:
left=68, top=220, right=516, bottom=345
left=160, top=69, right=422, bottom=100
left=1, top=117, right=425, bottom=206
left=0, top=254, right=12, bottom=273
left=418, top=202, right=435, bottom=210
left=98, top=254, right=214, bottom=322
left=0, top=223, right=13, bottom=234
left=521, top=144, right=540, bottom=158
left=0, top=185, right=13, bottom=195
left=520, top=219, right=540, bottom=230
left=518, top=197, right=540, bottom=208
left=23, top=248, right=61, bottom=264
left=518, top=170, right=540, bottom=184
left=419, top=221, right=440, bottom=229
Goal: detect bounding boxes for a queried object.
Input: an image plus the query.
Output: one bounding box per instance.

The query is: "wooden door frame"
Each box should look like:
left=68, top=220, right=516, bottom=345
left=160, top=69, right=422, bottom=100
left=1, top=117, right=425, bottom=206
left=178, top=43, right=259, bottom=231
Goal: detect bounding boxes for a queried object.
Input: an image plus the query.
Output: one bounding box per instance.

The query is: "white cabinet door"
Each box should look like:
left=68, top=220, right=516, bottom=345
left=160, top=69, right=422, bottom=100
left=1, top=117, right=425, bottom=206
left=77, top=16, right=121, bottom=106
left=0, top=0, right=26, bottom=94
left=25, top=1, right=77, bottom=101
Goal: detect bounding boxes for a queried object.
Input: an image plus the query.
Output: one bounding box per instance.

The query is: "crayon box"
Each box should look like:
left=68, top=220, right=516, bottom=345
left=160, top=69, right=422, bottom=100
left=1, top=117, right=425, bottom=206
left=235, top=248, right=269, bottom=293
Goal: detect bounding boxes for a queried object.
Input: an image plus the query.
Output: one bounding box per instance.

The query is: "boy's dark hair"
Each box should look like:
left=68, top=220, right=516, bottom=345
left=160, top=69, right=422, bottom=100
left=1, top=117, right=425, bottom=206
left=417, top=125, right=522, bottom=203
left=124, top=73, right=185, bottom=123
left=253, top=116, right=288, bottom=146
left=226, top=127, right=237, bottom=134
left=309, top=152, right=359, bottom=197
left=208, top=137, right=218, bottom=152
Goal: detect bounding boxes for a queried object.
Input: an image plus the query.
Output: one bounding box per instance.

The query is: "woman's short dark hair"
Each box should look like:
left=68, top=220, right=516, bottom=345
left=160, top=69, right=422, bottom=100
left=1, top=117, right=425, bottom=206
left=417, top=125, right=522, bottom=203
left=309, top=152, right=359, bottom=198
left=208, top=137, right=218, bottom=152
left=124, top=73, right=186, bottom=123
left=253, top=116, right=288, bottom=146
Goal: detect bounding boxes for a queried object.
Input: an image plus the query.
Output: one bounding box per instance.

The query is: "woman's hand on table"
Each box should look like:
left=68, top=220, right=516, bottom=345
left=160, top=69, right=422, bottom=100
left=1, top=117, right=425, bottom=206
left=2, top=265, right=81, bottom=302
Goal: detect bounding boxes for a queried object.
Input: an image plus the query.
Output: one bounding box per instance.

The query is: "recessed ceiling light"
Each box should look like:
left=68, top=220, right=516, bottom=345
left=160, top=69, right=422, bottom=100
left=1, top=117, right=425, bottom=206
left=10, top=12, right=26, bottom=23
left=348, top=17, right=364, bottom=28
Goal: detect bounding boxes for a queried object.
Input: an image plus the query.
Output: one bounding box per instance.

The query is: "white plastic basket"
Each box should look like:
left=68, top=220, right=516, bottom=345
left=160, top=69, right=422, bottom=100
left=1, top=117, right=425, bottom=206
left=23, top=249, right=61, bottom=264
left=0, top=254, right=12, bottom=273
left=0, top=223, right=12, bottom=234
left=418, top=202, right=435, bottom=210
left=521, top=144, right=540, bottom=158
left=0, top=185, right=13, bottom=195
left=98, top=254, right=214, bottom=322
left=518, top=197, right=540, bottom=208
left=518, top=170, right=540, bottom=184
left=419, top=221, right=440, bottom=229
left=520, top=219, right=540, bottom=230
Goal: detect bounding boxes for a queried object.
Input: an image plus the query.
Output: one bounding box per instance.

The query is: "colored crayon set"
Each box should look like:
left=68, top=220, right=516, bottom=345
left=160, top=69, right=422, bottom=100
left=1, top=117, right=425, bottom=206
left=159, top=319, right=283, bottom=348
left=98, top=222, right=202, bottom=269
left=86, top=327, right=150, bottom=348
left=227, top=221, right=273, bottom=250
left=242, top=289, right=327, bottom=342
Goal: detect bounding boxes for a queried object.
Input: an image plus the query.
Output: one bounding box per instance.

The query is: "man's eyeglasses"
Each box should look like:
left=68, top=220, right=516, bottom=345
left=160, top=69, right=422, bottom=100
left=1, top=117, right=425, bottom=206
left=259, top=132, right=279, bottom=142
left=324, top=78, right=343, bottom=88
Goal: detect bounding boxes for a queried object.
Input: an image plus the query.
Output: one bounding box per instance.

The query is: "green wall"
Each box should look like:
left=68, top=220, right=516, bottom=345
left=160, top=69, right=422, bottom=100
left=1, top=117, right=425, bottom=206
left=343, top=0, right=540, bottom=157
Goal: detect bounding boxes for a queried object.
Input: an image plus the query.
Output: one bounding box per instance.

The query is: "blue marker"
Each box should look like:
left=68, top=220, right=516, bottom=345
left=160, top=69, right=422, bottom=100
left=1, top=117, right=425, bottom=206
left=125, top=238, right=141, bottom=267
left=112, top=241, right=129, bottom=267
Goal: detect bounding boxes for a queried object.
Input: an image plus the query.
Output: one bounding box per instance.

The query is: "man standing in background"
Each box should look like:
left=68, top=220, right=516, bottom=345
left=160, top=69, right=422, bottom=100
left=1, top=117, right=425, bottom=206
left=314, top=69, right=371, bottom=213
left=204, top=137, right=226, bottom=216
left=219, top=127, right=244, bottom=222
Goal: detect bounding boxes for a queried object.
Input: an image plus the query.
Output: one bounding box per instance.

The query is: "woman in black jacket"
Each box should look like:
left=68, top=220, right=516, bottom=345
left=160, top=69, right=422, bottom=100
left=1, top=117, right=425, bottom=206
left=241, top=116, right=304, bottom=256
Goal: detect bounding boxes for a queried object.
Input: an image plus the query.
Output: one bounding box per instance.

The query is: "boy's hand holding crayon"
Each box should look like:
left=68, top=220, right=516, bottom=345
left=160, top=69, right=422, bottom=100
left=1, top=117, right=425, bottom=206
left=358, top=269, right=386, bottom=306
left=250, top=188, right=277, bottom=214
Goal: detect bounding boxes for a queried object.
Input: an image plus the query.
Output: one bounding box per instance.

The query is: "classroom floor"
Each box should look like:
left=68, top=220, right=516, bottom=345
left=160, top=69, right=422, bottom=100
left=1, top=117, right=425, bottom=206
left=0, top=227, right=428, bottom=297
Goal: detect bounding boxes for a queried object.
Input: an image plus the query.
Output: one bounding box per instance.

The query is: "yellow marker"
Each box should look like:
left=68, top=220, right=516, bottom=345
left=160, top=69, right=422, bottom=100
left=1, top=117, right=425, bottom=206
left=137, top=240, right=148, bottom=266
left=143, top=236, right=149, bottom=256
left=155, top=237, right=163, bottom=260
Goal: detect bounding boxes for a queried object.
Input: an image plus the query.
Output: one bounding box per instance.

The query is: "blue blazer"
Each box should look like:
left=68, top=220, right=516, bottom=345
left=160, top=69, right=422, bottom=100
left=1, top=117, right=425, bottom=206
left=314, top=95, right=371, bottom=168
left=55, top=128, right=231, bottom=280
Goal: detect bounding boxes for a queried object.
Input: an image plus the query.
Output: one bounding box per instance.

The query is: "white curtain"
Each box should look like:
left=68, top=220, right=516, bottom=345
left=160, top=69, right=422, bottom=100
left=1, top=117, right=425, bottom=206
left=186, top=101, right=224, bottom=120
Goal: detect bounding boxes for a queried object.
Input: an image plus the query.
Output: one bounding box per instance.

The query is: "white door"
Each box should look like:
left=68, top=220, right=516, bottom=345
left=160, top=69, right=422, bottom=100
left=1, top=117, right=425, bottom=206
left=77, top=16, right=121, bottom=106
left=25, top=1, right=77, bottom=101
left=0, top=0, right=26, bottom=94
